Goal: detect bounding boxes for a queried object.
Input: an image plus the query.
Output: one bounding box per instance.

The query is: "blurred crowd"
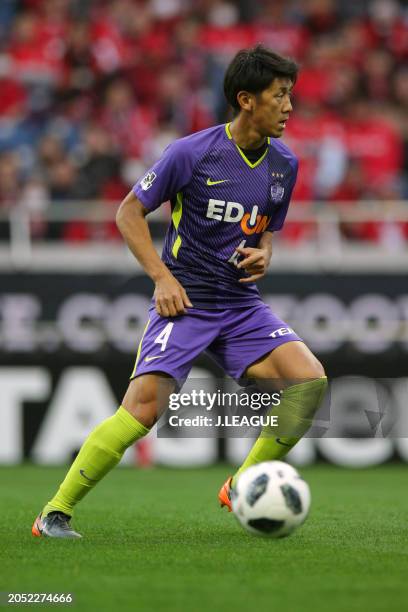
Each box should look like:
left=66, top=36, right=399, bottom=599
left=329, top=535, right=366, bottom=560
left=0, top=0, right=407, bottom=243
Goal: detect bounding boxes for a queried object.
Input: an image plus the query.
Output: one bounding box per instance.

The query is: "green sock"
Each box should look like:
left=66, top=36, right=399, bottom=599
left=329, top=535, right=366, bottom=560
left=42, top=406, right=149, bottom=517
left=232, top=377, right=327, bottom=486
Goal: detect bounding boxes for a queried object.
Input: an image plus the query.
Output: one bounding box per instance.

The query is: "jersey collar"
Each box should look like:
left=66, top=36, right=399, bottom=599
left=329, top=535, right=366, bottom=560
left=225, top=122, right=270, bottom=169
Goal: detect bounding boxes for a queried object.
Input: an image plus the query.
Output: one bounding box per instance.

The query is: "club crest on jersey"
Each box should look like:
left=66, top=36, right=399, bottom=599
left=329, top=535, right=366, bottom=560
left=271, top=173, right=285, bottom=203
left=140, top=172, right=157, bottom=191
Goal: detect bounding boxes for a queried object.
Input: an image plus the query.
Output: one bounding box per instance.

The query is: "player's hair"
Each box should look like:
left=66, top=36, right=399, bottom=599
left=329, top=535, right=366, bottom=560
left=223, top=44, right=298, bottom=112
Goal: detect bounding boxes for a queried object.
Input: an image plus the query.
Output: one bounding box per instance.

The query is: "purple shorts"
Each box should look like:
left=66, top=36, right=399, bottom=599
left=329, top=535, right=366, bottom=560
left=130, top=302, right=302, bottom=384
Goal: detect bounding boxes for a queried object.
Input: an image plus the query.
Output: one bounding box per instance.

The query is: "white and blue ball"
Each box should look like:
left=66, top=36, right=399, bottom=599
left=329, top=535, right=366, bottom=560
left=231, top=461, right=311, bottom=538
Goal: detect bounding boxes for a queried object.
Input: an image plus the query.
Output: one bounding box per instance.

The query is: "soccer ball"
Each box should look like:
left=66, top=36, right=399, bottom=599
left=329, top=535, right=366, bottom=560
left=231, top=461, right=311, bottom=538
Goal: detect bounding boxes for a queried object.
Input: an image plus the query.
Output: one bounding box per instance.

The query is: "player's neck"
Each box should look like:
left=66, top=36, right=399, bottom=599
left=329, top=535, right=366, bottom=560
left=229, top=117, right=266, bottom=150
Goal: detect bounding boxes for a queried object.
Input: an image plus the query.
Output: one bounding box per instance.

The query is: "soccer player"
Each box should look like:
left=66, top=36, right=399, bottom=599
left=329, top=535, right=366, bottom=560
left=32, top=45, right=327, bottom=538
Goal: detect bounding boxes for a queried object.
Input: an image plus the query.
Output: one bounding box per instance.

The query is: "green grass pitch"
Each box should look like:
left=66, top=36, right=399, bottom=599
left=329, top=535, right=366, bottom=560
left=1, top=464, right=407, bottom=611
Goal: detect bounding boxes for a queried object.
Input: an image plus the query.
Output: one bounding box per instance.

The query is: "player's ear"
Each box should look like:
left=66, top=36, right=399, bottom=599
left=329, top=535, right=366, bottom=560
left=237, top=90, right=254, bottom=112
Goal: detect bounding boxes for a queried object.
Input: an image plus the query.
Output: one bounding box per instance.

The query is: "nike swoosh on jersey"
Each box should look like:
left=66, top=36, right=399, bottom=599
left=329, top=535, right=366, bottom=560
left=145, top=356, right=163, bottom=362
left=206, top=178, right=229, bottom=186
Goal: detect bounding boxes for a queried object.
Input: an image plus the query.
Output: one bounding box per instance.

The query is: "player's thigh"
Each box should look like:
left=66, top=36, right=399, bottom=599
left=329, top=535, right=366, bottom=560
left=122, top=373, right=176, bottom=428
left=246, top=340, right=325, bottom=382
left=130, top=306, right=220, bottom=383
left=124, top=307, right=221, bottom=427
left=209, top=302, right=304, bottom=382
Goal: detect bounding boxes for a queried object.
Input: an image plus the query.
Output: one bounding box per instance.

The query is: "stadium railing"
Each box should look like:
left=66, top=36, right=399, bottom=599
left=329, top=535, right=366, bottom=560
left=1, top=200, right=408, bottom=272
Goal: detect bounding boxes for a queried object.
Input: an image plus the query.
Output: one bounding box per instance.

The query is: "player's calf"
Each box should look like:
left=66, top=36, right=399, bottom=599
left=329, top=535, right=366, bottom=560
left=229, top=376, right=328, bottom=488
left=32, top=373, right=177, bottom=537
left=32, top=404, right=151, bottom=536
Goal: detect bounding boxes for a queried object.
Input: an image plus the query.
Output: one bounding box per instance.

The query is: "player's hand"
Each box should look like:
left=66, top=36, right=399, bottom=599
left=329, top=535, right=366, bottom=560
left=154, top=271, right=193, bottom=316
left=236, top=246, right=270, bottom=283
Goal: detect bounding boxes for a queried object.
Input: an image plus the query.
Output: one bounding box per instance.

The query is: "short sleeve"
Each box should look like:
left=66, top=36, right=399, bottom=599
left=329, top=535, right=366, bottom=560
left=133, top=140, right=194, bottom=212
left=267, top=156, right=298, bottom=232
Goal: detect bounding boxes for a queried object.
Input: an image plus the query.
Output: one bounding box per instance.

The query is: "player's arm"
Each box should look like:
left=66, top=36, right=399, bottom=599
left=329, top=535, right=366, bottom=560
left=236, top=231, right=273, bottom=283
left=116, top=190, right=192, bottom=317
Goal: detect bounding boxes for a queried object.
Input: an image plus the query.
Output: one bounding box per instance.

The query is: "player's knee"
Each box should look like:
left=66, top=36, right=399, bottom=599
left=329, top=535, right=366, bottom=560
left=122, top=377, right=160, bottom=428
left=290, top=355, right=325, bottom=381
left=310, top=358, right=325, bottom=380
left=122, top=374, right=174, bottom=429
left=129, top=399, right=158, bottom=429
left=298, top=346, right=326, bottom=380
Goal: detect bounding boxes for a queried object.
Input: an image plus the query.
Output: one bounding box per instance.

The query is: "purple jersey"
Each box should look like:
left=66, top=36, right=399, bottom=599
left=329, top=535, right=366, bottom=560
left=133, top=123, right=298, bottom=308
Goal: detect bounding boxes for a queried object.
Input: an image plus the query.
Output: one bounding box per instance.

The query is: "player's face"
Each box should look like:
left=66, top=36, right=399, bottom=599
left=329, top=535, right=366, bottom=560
left=253, top=77, right=294, bottom=138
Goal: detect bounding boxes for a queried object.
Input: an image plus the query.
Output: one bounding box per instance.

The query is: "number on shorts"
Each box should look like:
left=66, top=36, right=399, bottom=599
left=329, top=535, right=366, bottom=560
left=154, top=322, right=174, bottom=351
